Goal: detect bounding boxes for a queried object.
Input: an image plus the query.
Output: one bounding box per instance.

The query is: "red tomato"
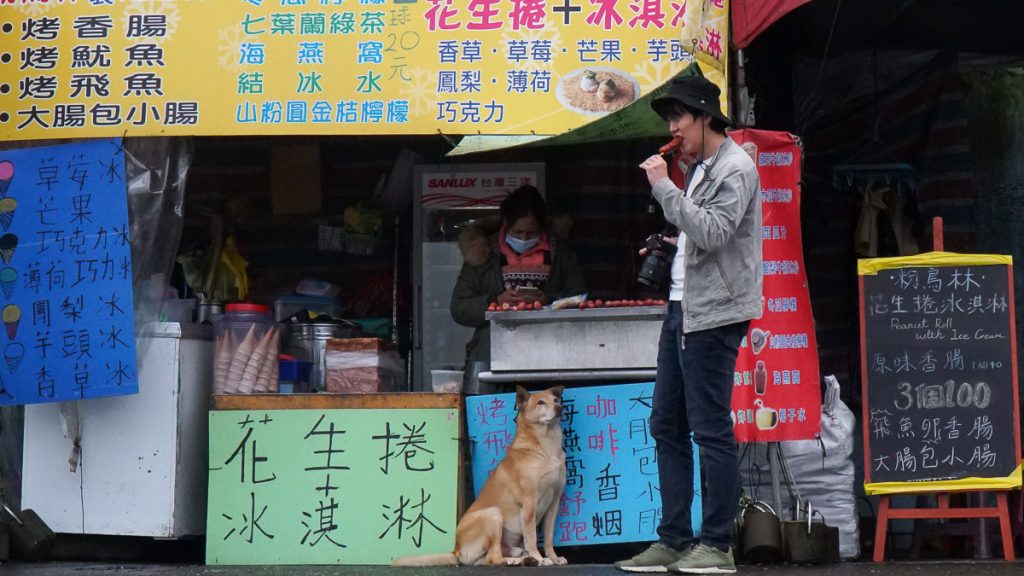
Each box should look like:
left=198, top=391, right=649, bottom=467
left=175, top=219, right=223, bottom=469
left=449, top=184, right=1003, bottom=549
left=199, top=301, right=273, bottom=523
left=533, top=301, right=542, bottom=310
left=578, top=303, right=587, bottom=310
left=595, top=299, right=604, bottom=308
left=501, top=302, right=511, bottom=311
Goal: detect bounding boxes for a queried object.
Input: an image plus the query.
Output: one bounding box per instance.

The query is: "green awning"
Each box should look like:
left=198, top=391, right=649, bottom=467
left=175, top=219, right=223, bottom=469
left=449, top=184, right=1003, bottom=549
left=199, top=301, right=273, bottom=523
left=447, top=64, right=704, bottom=157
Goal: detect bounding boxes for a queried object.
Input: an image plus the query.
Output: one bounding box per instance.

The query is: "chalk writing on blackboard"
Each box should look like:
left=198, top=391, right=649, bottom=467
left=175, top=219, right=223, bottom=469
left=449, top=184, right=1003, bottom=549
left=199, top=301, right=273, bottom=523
left=860, top=260, right=1019, bottom=488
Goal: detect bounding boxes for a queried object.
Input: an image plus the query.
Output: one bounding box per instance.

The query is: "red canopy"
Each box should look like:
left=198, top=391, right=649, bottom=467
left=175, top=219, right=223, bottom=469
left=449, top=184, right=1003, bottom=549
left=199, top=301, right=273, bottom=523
left=732, top=0, right=813, bottom=48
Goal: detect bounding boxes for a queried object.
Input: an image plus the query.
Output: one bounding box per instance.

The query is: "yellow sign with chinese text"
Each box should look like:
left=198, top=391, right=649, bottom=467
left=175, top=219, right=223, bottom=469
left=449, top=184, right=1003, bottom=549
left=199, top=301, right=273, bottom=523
left=0, top=0, right=729, bottom=141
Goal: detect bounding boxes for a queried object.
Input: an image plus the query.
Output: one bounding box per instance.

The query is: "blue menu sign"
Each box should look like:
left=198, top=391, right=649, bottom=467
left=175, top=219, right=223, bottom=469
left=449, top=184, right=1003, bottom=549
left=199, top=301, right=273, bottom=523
left=465, top=382, right=701, bottom=546
left=0, top=139, right=137, bottom=405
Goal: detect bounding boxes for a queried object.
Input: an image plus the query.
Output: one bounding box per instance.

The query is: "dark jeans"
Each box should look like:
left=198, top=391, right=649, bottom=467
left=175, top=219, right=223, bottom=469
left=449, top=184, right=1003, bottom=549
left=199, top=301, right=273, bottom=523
left=650, top=300, right=748, bottom=551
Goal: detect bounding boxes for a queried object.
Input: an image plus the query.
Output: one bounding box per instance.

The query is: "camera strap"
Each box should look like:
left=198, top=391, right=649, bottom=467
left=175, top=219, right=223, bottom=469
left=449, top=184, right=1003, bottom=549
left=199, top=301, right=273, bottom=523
left=684, top=140, right=727, bottom=199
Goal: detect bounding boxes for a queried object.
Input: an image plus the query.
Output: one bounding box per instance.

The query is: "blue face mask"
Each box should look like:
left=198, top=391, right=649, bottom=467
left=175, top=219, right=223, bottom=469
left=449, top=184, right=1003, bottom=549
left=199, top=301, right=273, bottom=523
left=505, top=233, right=539, bottom=254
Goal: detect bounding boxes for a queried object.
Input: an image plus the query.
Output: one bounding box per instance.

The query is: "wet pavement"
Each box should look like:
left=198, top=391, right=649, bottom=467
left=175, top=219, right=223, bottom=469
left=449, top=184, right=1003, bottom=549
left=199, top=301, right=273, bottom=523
left=0, top=559, right=1021, bottom=576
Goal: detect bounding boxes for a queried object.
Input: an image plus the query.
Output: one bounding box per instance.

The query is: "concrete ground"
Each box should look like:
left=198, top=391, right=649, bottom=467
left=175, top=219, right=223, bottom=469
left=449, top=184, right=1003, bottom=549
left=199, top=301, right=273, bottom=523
left=0, top=560, right=1022, bottom=576
left=2, top=530, right=1019, bottom=575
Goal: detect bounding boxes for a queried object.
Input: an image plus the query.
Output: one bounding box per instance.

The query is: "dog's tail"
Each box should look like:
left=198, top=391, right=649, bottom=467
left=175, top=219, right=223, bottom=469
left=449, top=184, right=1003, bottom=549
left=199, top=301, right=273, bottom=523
left=391, top=553, right=459, bottom=567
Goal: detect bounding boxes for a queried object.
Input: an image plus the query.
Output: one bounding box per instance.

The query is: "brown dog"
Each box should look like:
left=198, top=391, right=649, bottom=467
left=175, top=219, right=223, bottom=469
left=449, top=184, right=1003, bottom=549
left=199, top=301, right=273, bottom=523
left=393, top=385, right=568, bottom=567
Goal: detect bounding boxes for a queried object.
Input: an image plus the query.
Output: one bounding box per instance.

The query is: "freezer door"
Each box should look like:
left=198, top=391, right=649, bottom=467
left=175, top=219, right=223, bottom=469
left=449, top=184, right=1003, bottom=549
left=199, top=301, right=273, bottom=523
left=417, top=243, right=476, bottom=390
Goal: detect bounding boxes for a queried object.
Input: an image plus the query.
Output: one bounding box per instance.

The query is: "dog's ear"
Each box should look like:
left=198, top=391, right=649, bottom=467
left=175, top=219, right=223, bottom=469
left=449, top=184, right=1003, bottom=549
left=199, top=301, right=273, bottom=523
left=515, top=385, right=530, bottom=407
left=549, top=385, right=565, bottom=399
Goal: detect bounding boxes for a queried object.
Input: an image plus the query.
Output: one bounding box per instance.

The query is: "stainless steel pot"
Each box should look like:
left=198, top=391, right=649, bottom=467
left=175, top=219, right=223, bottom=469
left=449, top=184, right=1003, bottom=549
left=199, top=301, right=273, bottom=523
left=284, top=321, right=362, bottom=391
left=196, top=300, right=224, bottom=325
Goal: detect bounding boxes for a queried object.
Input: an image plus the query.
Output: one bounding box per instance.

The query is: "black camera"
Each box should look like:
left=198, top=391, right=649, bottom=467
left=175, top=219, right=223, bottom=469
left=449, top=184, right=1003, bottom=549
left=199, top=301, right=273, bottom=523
left=636, top=230, right=678, bottom=289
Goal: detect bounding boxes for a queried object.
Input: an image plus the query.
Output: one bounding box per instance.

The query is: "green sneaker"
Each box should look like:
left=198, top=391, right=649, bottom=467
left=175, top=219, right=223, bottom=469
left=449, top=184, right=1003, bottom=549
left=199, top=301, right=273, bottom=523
left=614, top=542, right=684, bottom=573
left=667, top=544, right=736, bottom=574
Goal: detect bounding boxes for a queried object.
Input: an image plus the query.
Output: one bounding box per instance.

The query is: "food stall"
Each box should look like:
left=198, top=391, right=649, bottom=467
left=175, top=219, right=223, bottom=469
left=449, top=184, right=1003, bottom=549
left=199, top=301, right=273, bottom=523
left=0, top=0, right=739, bottom=567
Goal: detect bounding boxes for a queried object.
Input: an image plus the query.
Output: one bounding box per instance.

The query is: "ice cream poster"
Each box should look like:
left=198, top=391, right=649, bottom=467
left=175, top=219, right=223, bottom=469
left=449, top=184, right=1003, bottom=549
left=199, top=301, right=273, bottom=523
left=0, top=139, right=137, bottom=405
left=728, top=130, right=822, bottom=442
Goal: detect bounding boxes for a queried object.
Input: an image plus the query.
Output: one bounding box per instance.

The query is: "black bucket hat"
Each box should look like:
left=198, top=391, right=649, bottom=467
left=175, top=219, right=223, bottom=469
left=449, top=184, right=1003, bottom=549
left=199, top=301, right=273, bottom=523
left=651, top=76, right=730, bottom=125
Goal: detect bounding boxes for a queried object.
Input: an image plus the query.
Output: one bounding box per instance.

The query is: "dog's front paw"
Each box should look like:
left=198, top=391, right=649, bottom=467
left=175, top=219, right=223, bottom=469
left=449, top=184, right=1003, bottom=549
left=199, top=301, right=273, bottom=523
left=521, top=555, right=542, bottom=567
left=551, top=556, right=568, bottom=565
left=538, top=558, right=554, bottom=567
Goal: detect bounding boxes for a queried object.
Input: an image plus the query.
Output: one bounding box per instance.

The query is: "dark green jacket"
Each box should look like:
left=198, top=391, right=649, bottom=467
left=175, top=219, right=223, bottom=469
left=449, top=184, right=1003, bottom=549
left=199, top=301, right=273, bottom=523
left=450, top=231, right=586, bottom=365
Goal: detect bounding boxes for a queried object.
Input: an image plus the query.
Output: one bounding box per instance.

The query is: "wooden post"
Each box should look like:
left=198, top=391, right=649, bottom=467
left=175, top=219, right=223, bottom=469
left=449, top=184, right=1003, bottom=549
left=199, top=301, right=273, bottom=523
left=933, top=216, right=944, bottom=252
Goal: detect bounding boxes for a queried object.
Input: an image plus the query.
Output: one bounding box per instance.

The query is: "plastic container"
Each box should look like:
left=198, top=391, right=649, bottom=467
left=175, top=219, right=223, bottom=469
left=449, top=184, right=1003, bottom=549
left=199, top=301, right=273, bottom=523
left=284, top=320, right=362, bottom=391
left=214, top=303, right=279, bottom=395
left=279, top=354, right=299, bottom=394
left=431, top=369, right=463, bottom=393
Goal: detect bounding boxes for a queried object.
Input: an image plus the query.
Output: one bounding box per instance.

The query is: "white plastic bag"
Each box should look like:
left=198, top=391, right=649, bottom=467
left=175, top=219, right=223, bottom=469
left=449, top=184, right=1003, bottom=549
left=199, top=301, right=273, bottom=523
left=740, top=375, right=860, bottom=559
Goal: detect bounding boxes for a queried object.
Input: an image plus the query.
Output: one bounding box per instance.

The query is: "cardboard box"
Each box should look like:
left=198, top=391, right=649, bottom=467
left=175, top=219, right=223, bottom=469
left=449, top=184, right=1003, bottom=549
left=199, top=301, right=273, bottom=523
left=324, top=338, right=403, bottom=393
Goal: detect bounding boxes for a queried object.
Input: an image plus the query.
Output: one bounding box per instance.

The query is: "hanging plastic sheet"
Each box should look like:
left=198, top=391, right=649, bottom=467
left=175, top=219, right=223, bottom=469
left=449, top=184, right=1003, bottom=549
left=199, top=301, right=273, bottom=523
left=0, top=137, right=192, bottom=505
left=125, top=138, right=193, bottom=326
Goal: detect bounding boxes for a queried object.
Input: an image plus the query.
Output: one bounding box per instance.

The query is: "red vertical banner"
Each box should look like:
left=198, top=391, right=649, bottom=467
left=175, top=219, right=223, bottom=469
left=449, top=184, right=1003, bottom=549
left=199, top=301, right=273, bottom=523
left=729, top=129, right=821, bottom=442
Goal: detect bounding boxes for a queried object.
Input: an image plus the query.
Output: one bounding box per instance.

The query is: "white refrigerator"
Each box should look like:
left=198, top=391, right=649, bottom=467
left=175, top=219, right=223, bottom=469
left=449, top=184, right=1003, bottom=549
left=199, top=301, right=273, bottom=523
left=22, top=322, right=213, bottom=537
left=412, top=163, right=545, bottom=391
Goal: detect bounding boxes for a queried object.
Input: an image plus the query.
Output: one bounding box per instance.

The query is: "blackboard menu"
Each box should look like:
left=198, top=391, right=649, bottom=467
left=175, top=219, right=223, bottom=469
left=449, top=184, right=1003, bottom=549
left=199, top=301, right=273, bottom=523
left=859, top=254, right=1021, bottom=490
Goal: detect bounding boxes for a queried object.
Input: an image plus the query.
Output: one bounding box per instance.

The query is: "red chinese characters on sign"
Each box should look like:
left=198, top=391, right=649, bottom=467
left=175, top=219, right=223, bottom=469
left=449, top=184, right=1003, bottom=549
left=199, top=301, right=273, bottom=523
left=628, top=0, right=666, bottom=29
left=425, top=0, right=462, bottom=31
left=668, top=0, right=688, bottom=28
left=701, top=26, right=723, bottom=60
left=423, top=0, right=695, bottom=31
left=467, top=0, right=503, bottom=30
left=509, top=0, right=547, bottom=29
left=729, top=129, right=822, bottom=442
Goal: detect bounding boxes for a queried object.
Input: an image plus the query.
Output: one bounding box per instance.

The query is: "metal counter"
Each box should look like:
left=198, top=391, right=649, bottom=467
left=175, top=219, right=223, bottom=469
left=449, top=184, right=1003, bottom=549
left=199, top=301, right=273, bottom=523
left=481, top=305, right=666, bottom=382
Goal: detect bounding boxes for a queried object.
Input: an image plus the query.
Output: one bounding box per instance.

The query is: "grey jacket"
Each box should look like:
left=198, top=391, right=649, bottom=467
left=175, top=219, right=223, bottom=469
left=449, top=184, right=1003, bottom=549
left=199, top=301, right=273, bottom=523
left=652, top=137, right=763, bottom=333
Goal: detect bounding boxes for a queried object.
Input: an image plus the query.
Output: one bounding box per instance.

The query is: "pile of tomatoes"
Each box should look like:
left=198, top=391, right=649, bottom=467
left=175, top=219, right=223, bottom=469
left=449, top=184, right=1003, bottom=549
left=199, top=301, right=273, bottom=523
left=487, top=301, right=544, bottom=312
left=486, top=299, right=668, bottom=313
left=577, top=299, right=667, bottom=309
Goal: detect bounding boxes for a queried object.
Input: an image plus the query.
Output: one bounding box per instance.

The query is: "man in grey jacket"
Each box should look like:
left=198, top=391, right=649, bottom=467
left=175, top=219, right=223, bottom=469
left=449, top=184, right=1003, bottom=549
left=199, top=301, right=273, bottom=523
left=616, top=76, right=762, bottom=575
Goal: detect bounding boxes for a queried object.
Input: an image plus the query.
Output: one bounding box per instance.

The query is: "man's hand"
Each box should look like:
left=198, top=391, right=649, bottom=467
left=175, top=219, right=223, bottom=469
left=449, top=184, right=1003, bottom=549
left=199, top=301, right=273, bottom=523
left=639, top=154, right=669, bottom=187
left=639, top=235, right=678, bottom=256
left=496, top=288, right=530, bottom=307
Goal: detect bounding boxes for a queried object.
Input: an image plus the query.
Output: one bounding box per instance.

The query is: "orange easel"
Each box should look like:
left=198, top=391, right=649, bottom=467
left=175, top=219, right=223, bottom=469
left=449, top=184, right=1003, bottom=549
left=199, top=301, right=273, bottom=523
left=866, top=218, right=1019, bottom=562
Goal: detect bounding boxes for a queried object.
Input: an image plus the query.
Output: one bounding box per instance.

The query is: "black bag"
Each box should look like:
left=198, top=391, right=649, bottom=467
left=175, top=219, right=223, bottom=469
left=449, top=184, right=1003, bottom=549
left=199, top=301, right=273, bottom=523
left=782, top=514, right=840, bottom=564
left=0, top=504, right=55, bottom=560
left=739, top=501, right=783, bottom=563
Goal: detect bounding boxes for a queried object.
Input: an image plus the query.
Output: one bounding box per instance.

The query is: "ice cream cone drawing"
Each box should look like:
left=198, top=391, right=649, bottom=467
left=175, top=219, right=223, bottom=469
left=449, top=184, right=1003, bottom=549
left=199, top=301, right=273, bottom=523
left=2, top=304, right=20, bottom=340
left=0, top=234, right=16, bottom=266
left=4, top=342, right=23, bottom=373
left=0, top=198, right=16, bottom=231
left=0, top=267, right=15, bottom=300
left=0, top=161, right=13, bottom=196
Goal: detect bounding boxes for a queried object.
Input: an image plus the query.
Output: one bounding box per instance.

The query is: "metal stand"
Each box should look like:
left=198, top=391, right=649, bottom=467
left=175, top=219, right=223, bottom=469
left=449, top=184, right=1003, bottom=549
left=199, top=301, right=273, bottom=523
left=766, top=441, right=785, bottom=518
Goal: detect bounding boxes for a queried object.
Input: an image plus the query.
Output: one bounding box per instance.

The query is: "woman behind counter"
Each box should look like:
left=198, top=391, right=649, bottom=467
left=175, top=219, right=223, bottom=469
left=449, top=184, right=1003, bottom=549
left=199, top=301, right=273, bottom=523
left=450, top=184, right=586, bottom=366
